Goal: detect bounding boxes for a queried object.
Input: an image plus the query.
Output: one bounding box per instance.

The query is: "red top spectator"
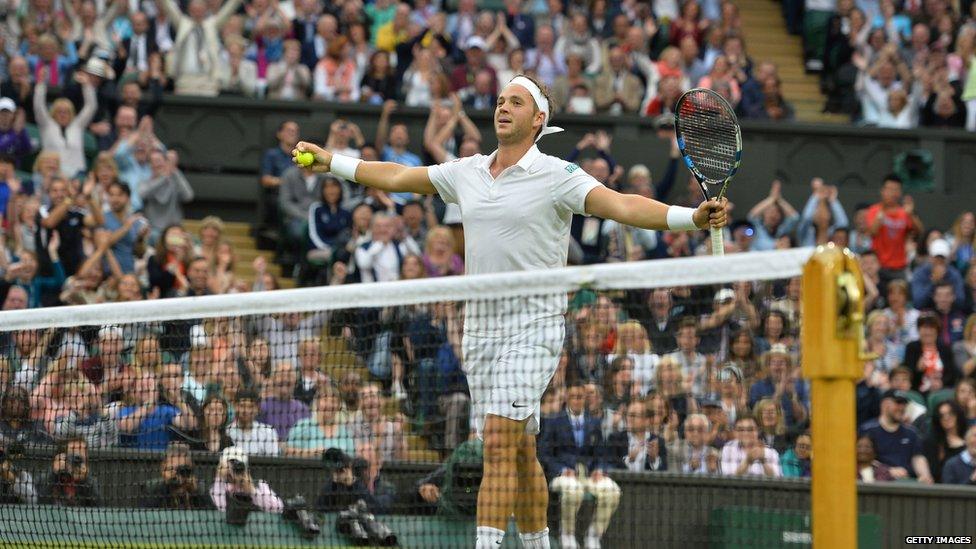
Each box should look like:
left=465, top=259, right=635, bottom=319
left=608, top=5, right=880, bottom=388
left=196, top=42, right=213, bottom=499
left=866, top=175, right=922, bottom=272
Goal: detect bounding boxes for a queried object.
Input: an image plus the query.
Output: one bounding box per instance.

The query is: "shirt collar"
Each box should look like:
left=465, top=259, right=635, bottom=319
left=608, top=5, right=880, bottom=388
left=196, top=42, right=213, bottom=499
left=481, top=145, right=542, bottom=174
left=962, top=451, right=975, bottom=466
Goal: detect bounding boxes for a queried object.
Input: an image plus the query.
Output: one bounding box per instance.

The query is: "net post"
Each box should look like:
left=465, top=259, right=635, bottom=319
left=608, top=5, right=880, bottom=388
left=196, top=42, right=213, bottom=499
left=801, top=244, right=863, bottom=548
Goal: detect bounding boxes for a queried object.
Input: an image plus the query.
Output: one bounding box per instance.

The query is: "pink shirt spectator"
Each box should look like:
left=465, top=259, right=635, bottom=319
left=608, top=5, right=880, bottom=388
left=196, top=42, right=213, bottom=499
left=720, top=440, right=783, bottom=477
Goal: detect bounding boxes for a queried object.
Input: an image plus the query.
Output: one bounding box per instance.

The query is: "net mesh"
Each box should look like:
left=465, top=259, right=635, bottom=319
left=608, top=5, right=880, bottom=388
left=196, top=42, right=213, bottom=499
left=0, top=249, right=842, bottom=548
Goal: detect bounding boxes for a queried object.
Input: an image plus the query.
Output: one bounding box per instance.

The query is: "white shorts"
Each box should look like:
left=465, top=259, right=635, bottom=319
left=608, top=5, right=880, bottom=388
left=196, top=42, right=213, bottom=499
left=462, top=319, right=564, bottom=438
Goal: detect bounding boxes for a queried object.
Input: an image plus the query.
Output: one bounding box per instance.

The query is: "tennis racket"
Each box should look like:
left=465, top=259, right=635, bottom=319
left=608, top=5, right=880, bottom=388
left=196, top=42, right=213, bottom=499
left=673, top=88, right=742, bottom=256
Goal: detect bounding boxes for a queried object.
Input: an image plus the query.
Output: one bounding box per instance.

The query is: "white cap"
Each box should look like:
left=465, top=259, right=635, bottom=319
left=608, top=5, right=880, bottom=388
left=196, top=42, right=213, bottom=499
left=465, top=36, right=488, bottom=50
left=929, top=239, right=950, bottom=258
left=0, top=97, right=15, bottom=112
left=220, top=446, right=248, bottom=467
left=714, top=288, right=736, bottom=302
left=98, top=326, right=124, bottom=341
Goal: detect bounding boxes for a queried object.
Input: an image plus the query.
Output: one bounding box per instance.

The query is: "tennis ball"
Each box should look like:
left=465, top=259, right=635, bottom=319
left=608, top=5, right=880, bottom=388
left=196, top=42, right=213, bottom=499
left=295, top=152, right=315, bottom=167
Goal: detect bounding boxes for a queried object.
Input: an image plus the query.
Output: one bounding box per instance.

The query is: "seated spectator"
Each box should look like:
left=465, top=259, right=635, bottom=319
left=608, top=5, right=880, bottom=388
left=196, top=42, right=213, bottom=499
left=140, top=441, right=212, bottom=509
left=218, top=35, right=260, bottom=97
left=594, top=46, right=643, bottom=114
left=859, top=389, right=933, bottom=483
left=714, top=365, right=749, bottom=428
left=139, top=150, right=194, bottom=238
left=103, top=182, right=150, bottom=274
left=781, top=432, right=812, bottom=478
left=606, top=400, right=667, bottom=472
left=188, top=393, right=235, bottom=453
left=655, top=357, right=698, bottom=427
left=954, top=315, right=976, bottom=380
left=882, top=279, right=920, bottom=346
left=904, top=313, right=959, bottom=393
left=924, top=400, right=968, bottom=483
left=360, top=51, right=398, bottom=104
left=570, top=322, right=611, bottom=385
left=864, top=312, right=903, bottom=381
left=0, top=386, right=49, bottom=447
left=293, top=337, right=330, bottom=405
left=747, top=180, right=799, bottom=252
left=279, top=165, right=324, bottom=261
left=911, top=240, right=964, bottom=308
left=210, top=446, right=283, bottom=513
left=857, top=434, right=894, bottom=482
left=267, top=39, right=311, bottom=100
left=930, top=282, right=967, bottom=346
left=748, top=344, right=809, bottom=429
left=754, top=398, right=790, bottom=454
left=720, top=416, right=782, bottom=477
left=38, top=437, right=101, bottom=507
left=0, top=102, right=30, bottom=163
left=3, top=237, right=65, bottom=309
left=258, top=362, right=309, bottom=441
left=669, top=412, right=720, bottom=474
left=110, top=368, right=196, bottom=450
left=462, top=69, right=498, bottom=110
left=609, top=322, right=656, bottom=398
left=415, top=437, right=483, bottom=518
left=725, top=330, right=760, bottom=383
left=941, top=424, right=976, bottom=485
left=666, top=318, right=707, bottom=396
left=351, top=383, right=407, bottom=467
left=0, top=438, right=36, bottom=504
left=147, top=225, right=192, bottom=298
left=287, top=385, right=358, bottom=458
left=226, top=389, right=280, bottom=456
left=6, top=328, right=56, bottom=390
left=354, top=213, right=422, bottom=283
left=538, top=383, right=621, bottom=549
left=307, top=176, right=352, bottom=269
left=555, top=13, right=602, bottom=75
left=33, top=70, right=97, bottom=178
left=947, top=212, right=975, bottom=273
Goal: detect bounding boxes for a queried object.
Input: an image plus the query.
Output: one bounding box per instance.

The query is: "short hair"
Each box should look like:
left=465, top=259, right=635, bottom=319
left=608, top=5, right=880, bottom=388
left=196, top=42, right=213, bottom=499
left=0, top=153, right=15, bottom=165
left=108, top=181, right=131, bottom=197
left=734, top=415, right=757, bottom=428
left=887, top=279, right=909, bottom=297
left=685, top=413, right=711, bottom=431
left=881, top=174, right=903, bottom=186
left=933, top=281, right=955, bottom=294
left=677, top=316, right=698, bottom=332
left=917, top=312, right=942, bottom=331
left=235, top=388, right=260, bottom=404
left=888, top=365, right=912, bottom=381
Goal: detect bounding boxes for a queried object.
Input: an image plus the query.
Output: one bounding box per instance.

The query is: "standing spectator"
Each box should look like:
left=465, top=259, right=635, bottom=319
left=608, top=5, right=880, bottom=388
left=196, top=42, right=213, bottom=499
left=375, top=100, right=422, bottom=206
left=159, top=0, right=245, bottom=96
left=1, top=58, right=34, bottom=114
left=38, top=437, right=100, bottom=507
left=594, top=47, right=643, bottom=114
left=941, top=424, right=976, bottom=485
left=278, top=165, right=324, bottom=261
left=102, top=182, right=149, bottom=274
left=555, top=13, right=602, bottom=75
left=139, top=150, right=194, bottom=238
left=747, top=180, right=800, bottom=252
left=857, top=434, right=894, bottom=482
left=258, top=363, right=309, bottom=441
left=28, top=34, right=78, bottom=89
left=666, top=318, right=707, bottom=396
left=858, top=389, right=934, bottom=483
left=39, top=176, right=103, bottom=277
left=0, top=99, right=30, bottom=163
left=227, top=389, right=280, bottom=457
left=266, top=39, right=311, bottom=100
left=720, top=415, right=782, bottom=477
left=115, top=12, right=159, bottom=81
left=946, top=212, right=975, bottom=273
left=113, top=117, right=158, bottom=210
left=259, top=120, right=299, bottom=235
left=797, top=178, right=849, bottom=247
left=33, top=71, right=97, bottom=179
left=866, top=175, right=922, bottom=285
left=903, top=313, right=959, bottom=393
left=538, top=383, right=621, bottom=549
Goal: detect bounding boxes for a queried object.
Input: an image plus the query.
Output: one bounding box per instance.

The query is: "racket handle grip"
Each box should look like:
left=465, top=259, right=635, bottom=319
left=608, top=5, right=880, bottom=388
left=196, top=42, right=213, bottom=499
left=710, top=226, right=724, bottom=256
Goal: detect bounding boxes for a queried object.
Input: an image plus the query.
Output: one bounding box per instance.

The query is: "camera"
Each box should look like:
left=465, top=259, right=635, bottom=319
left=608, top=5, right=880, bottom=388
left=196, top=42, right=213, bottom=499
left=176, top=465, right=193, bottom=477
left=282, top=496, right=321, bottom=540
left=230, top=459, right=247, bottom=475
left=67, top=454, right=84, bottom=467
left=335, top=499, right=397, bottom=547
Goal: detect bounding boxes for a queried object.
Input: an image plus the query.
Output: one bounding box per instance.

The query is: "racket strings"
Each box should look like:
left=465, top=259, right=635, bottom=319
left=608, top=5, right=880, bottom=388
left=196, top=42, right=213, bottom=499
left=678, top=91, right=739, bottom=181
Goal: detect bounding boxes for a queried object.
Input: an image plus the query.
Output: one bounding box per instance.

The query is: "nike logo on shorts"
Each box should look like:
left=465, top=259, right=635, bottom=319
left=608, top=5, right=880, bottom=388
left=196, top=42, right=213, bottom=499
left=512, top=402, right=528, bottom=408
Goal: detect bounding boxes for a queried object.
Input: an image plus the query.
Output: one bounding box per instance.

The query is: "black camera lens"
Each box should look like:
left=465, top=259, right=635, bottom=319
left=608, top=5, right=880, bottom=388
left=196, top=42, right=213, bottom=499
left=176, top=465, right=193, bottom=477
left=68, top=454, right=84, bottom=466
left=230, top=460, right=246, bottom=474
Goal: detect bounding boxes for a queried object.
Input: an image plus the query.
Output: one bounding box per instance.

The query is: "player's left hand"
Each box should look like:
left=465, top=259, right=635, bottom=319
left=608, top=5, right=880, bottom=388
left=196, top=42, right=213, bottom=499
left=693, top=198, right=728, bottom=230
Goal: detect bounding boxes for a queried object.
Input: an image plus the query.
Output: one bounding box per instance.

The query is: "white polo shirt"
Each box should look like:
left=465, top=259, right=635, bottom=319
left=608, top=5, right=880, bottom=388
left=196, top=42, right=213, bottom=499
left=427, top=145, right=602, bottom=336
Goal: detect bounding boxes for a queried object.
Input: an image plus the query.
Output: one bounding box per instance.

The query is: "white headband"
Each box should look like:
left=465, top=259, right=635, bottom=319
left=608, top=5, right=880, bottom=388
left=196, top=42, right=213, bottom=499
left=508, top=76, right=564, bottom=142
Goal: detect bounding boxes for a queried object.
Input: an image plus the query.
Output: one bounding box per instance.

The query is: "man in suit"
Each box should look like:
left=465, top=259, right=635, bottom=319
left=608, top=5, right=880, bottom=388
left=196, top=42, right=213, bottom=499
left=667, top=412, right=720, bottom=474
left=114, top=11, right=159, bottom=81
left=158, top=0, right=244, bottom=96
left=538, top=383, right=621, bottom=549
left=606, top=400, right=668, bottom=472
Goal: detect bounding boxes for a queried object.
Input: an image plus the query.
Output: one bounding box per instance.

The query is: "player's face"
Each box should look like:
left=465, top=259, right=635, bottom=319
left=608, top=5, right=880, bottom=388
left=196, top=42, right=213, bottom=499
left=494, top=85, right=542, bottom=145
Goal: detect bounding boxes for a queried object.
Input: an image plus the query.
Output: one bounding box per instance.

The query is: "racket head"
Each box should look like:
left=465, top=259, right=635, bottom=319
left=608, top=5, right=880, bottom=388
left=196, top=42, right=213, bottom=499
left=673, top=88, right=742, bottom=198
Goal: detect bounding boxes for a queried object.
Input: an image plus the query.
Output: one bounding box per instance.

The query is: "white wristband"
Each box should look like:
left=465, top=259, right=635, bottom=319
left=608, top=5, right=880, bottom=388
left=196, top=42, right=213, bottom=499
left=667, top=206, right=699, bottom=231
left=330, top=154, right=362, bottom=182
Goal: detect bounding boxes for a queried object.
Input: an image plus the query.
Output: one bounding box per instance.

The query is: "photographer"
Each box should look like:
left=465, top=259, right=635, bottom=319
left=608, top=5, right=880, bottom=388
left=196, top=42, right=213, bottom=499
left=39, top=437, right=101, bottom=507
left=0, top=441, right=37, bottom=504
left=140, top=442, right=212, bottom=509
left=415, top=437, right=484, bottom=519
left=315, top=448, right=376, bottom=513
left=209, top=447, right=283, bottom=514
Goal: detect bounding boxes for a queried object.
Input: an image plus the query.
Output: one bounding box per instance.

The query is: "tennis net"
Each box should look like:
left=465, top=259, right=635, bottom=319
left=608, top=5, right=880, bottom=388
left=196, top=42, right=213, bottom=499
left=0, top=248, right=828, bottom=548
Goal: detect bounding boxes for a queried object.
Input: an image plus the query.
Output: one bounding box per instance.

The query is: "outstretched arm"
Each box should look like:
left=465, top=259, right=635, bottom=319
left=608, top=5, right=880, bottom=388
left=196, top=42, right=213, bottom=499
left=584, top=185, right=727, bottom=231
left=294, top=141, right=436, bottom=195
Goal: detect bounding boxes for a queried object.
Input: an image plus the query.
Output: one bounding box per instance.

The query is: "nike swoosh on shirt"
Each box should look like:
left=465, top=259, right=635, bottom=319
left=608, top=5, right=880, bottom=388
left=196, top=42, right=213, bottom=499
left=512, top=402, right=529, bottom=408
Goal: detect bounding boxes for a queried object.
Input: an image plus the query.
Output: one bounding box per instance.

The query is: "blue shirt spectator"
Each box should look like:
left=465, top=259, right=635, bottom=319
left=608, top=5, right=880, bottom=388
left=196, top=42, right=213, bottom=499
left=941, top=426, right=976, bottom=485
left=858, top=390, right=934, bottom=482
left=114, top=140, right=153, bottom=212
left=796, top=183, right=849, bottom=247
left=747, top=182, right=800, bottom=251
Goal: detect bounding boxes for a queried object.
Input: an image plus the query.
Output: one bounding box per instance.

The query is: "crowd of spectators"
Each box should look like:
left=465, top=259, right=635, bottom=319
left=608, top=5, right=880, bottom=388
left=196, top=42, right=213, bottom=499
left=812, top=0, right=976, bottom=128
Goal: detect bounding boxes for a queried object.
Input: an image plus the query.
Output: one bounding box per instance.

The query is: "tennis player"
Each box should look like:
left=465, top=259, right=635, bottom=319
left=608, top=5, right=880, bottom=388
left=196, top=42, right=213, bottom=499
left=294, top=74, right=728, bottom=549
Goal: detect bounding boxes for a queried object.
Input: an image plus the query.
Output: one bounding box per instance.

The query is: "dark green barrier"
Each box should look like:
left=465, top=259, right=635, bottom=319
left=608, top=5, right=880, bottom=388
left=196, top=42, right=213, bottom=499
left=708, top=506, right=882, bottom=548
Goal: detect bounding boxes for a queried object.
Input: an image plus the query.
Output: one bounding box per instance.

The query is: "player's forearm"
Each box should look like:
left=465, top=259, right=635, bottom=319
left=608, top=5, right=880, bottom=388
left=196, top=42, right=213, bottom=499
left=611, top=194, right=672, bottom=231
left=349, top=161, right=410, bottom=192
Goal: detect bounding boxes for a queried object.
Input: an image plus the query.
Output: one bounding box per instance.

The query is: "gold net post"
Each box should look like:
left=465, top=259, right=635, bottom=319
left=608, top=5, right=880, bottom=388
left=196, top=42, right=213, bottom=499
left=801, top=244, right=865, bottom=548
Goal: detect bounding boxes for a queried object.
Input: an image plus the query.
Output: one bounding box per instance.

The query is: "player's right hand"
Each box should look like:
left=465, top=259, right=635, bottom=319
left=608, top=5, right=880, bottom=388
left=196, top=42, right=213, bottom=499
left=292, top=141, right=333, bottom=173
